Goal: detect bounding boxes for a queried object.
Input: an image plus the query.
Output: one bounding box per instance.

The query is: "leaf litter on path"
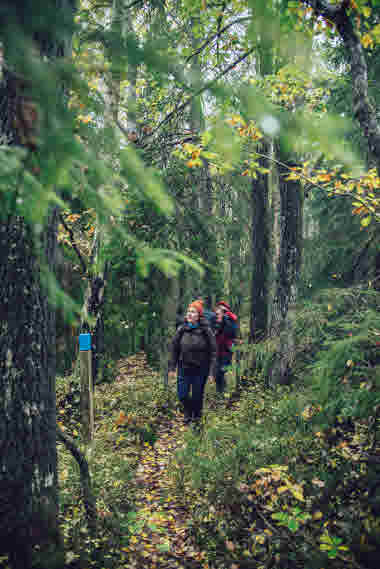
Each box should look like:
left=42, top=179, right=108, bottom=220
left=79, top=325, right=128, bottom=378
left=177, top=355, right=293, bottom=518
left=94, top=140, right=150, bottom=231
left=126, top=414, right=209, bottom=569
left=108, top=354, right=210, bottom=568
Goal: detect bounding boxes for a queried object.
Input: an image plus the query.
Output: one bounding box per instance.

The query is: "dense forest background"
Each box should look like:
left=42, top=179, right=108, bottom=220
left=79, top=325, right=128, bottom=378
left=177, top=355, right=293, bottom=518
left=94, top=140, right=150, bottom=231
left=0, top=0, right=379, bottom=568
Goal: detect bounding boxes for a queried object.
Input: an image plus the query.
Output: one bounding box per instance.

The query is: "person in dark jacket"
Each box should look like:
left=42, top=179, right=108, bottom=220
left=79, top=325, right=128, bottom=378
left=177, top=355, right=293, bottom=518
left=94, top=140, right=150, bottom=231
left=214, top=301, right=238, bottom=394
left=168, top=299, right=217, bottom=424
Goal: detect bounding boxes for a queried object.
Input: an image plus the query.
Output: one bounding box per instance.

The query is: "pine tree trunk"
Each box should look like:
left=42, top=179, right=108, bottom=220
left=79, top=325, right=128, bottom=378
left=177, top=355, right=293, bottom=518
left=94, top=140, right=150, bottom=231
left=0, top=217, right=61, bottom=567
left=0, top=2, right=74, bottom=565
left=269, top=145, right=303, bottom=385
left=249, top=144, right=271, bottom=342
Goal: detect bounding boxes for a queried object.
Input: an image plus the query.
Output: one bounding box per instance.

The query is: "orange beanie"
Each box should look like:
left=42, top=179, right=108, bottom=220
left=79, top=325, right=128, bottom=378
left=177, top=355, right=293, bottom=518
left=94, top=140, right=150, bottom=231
left=188, top=299, right=204, bottom=316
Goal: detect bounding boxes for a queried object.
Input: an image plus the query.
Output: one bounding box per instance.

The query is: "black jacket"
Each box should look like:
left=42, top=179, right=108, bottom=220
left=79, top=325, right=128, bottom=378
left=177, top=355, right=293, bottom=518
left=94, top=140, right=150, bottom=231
left=169, top=316, right=217, bottom=376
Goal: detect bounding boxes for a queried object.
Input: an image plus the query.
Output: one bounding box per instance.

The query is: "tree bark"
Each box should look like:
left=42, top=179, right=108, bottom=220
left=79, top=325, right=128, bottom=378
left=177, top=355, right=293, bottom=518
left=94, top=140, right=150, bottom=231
left=0, top=1, right=74, bottom=566
left=0, top=217, right=61, bottom=568
left=249, top=144, right=271, bottom=342
left=79, top=225, right=109, bottom=385
left=269, top=145, right=303, bottom=385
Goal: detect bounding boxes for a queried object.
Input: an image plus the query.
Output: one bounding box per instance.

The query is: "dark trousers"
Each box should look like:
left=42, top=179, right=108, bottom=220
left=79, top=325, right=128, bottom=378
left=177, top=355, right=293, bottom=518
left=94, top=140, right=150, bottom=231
left=177, top=366, right=208, bottom=419
left=215, top=355, right=232, bottom=393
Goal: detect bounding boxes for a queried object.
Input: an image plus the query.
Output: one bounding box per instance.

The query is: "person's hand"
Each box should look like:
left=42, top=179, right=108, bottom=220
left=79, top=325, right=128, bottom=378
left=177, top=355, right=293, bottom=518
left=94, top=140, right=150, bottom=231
left=209, top=375, right=215, bottom=382
left=168, top=370, right=176, bottom=381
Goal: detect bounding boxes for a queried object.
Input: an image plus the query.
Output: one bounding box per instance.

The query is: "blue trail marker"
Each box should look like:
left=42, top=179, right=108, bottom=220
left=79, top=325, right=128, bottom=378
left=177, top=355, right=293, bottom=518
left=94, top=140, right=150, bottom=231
left=79, top=333, right=91, bottom=351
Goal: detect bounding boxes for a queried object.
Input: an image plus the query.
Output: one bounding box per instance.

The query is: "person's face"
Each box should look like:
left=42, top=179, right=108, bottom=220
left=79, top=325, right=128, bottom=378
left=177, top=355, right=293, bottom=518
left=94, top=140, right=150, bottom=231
left=216, top=307, right=223, bottom=322
left=186, top=306, right=200, bottom=323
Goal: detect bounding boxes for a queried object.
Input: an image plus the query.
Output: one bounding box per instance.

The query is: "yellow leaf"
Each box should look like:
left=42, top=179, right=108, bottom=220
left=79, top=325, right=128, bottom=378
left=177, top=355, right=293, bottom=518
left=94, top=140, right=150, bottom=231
left=313, top=511, right=323, bottom=520
left=320, top=544, right=331, bottom=551
left=361, top=33, right=373, bottom=49
left=264, top=529, right=273, bottom=536
left=59, top=469, right=68, bottom=482
left=277, top=485, right=288, bottom=494
left=361, top=215, right=371, bottom=227
left=317, top=173, right=332, bottom=182
left=284, top=172, right=299, bottom=181
left=362, top=6, right=371, bottom=17
left=289, top=485, right=304, bottom=501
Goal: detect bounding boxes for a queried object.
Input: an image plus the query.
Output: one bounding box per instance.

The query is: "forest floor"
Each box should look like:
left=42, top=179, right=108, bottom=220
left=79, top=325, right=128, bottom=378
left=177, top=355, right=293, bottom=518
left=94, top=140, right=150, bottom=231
left=125, top=412, right=207, bottom=568
left=56, top=345, right=380, bottom=569
left=57, top=352, right=233, bottom=569
left=112, top=353, right=229, bottom=569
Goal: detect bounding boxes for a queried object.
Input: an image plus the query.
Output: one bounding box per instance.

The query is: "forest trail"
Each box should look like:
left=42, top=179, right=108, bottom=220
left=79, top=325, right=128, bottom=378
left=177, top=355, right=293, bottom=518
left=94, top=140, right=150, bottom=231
left=114, top=354, right=210, bottom=569
left=124, top=415, right=208, bottom=569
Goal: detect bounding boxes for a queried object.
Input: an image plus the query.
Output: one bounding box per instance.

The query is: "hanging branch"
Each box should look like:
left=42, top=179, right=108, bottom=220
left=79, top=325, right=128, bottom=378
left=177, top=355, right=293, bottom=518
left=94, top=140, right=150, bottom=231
left=251, top=150, right=380, bottom=219
left=138, top=46, right=255, bottom=142
left=185, top=16, right=250, bottom=63
left=59, top=214, right=87, bottom=275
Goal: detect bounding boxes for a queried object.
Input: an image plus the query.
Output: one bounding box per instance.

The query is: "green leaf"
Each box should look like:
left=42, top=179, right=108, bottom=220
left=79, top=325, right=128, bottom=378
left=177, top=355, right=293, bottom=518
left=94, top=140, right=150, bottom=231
left=158, top=541, right=170, bottom=552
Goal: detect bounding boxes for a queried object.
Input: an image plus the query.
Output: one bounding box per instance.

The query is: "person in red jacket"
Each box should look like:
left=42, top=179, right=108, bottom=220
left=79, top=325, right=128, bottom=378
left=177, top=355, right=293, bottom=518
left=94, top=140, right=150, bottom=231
left=214, top=301, right=238, bottom=394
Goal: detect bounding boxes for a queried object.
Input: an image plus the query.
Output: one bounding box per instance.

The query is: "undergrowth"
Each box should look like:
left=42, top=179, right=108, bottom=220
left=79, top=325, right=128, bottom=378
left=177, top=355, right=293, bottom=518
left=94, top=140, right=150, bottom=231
left=173, top=286, right=380, bottom=569
left=33, top=286, right=380, bottom=568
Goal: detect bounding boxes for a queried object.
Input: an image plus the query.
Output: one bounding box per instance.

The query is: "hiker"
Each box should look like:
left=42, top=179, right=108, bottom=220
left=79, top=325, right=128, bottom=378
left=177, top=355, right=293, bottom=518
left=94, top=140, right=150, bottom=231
left=168, top=299, right=217, bottom=425
left=214, top=301, right=238, bottom=394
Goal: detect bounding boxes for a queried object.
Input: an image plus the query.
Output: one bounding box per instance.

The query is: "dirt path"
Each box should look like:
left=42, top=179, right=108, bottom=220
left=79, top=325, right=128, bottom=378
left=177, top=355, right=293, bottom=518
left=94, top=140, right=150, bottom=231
left=124, top=413, right=209, bottom=569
